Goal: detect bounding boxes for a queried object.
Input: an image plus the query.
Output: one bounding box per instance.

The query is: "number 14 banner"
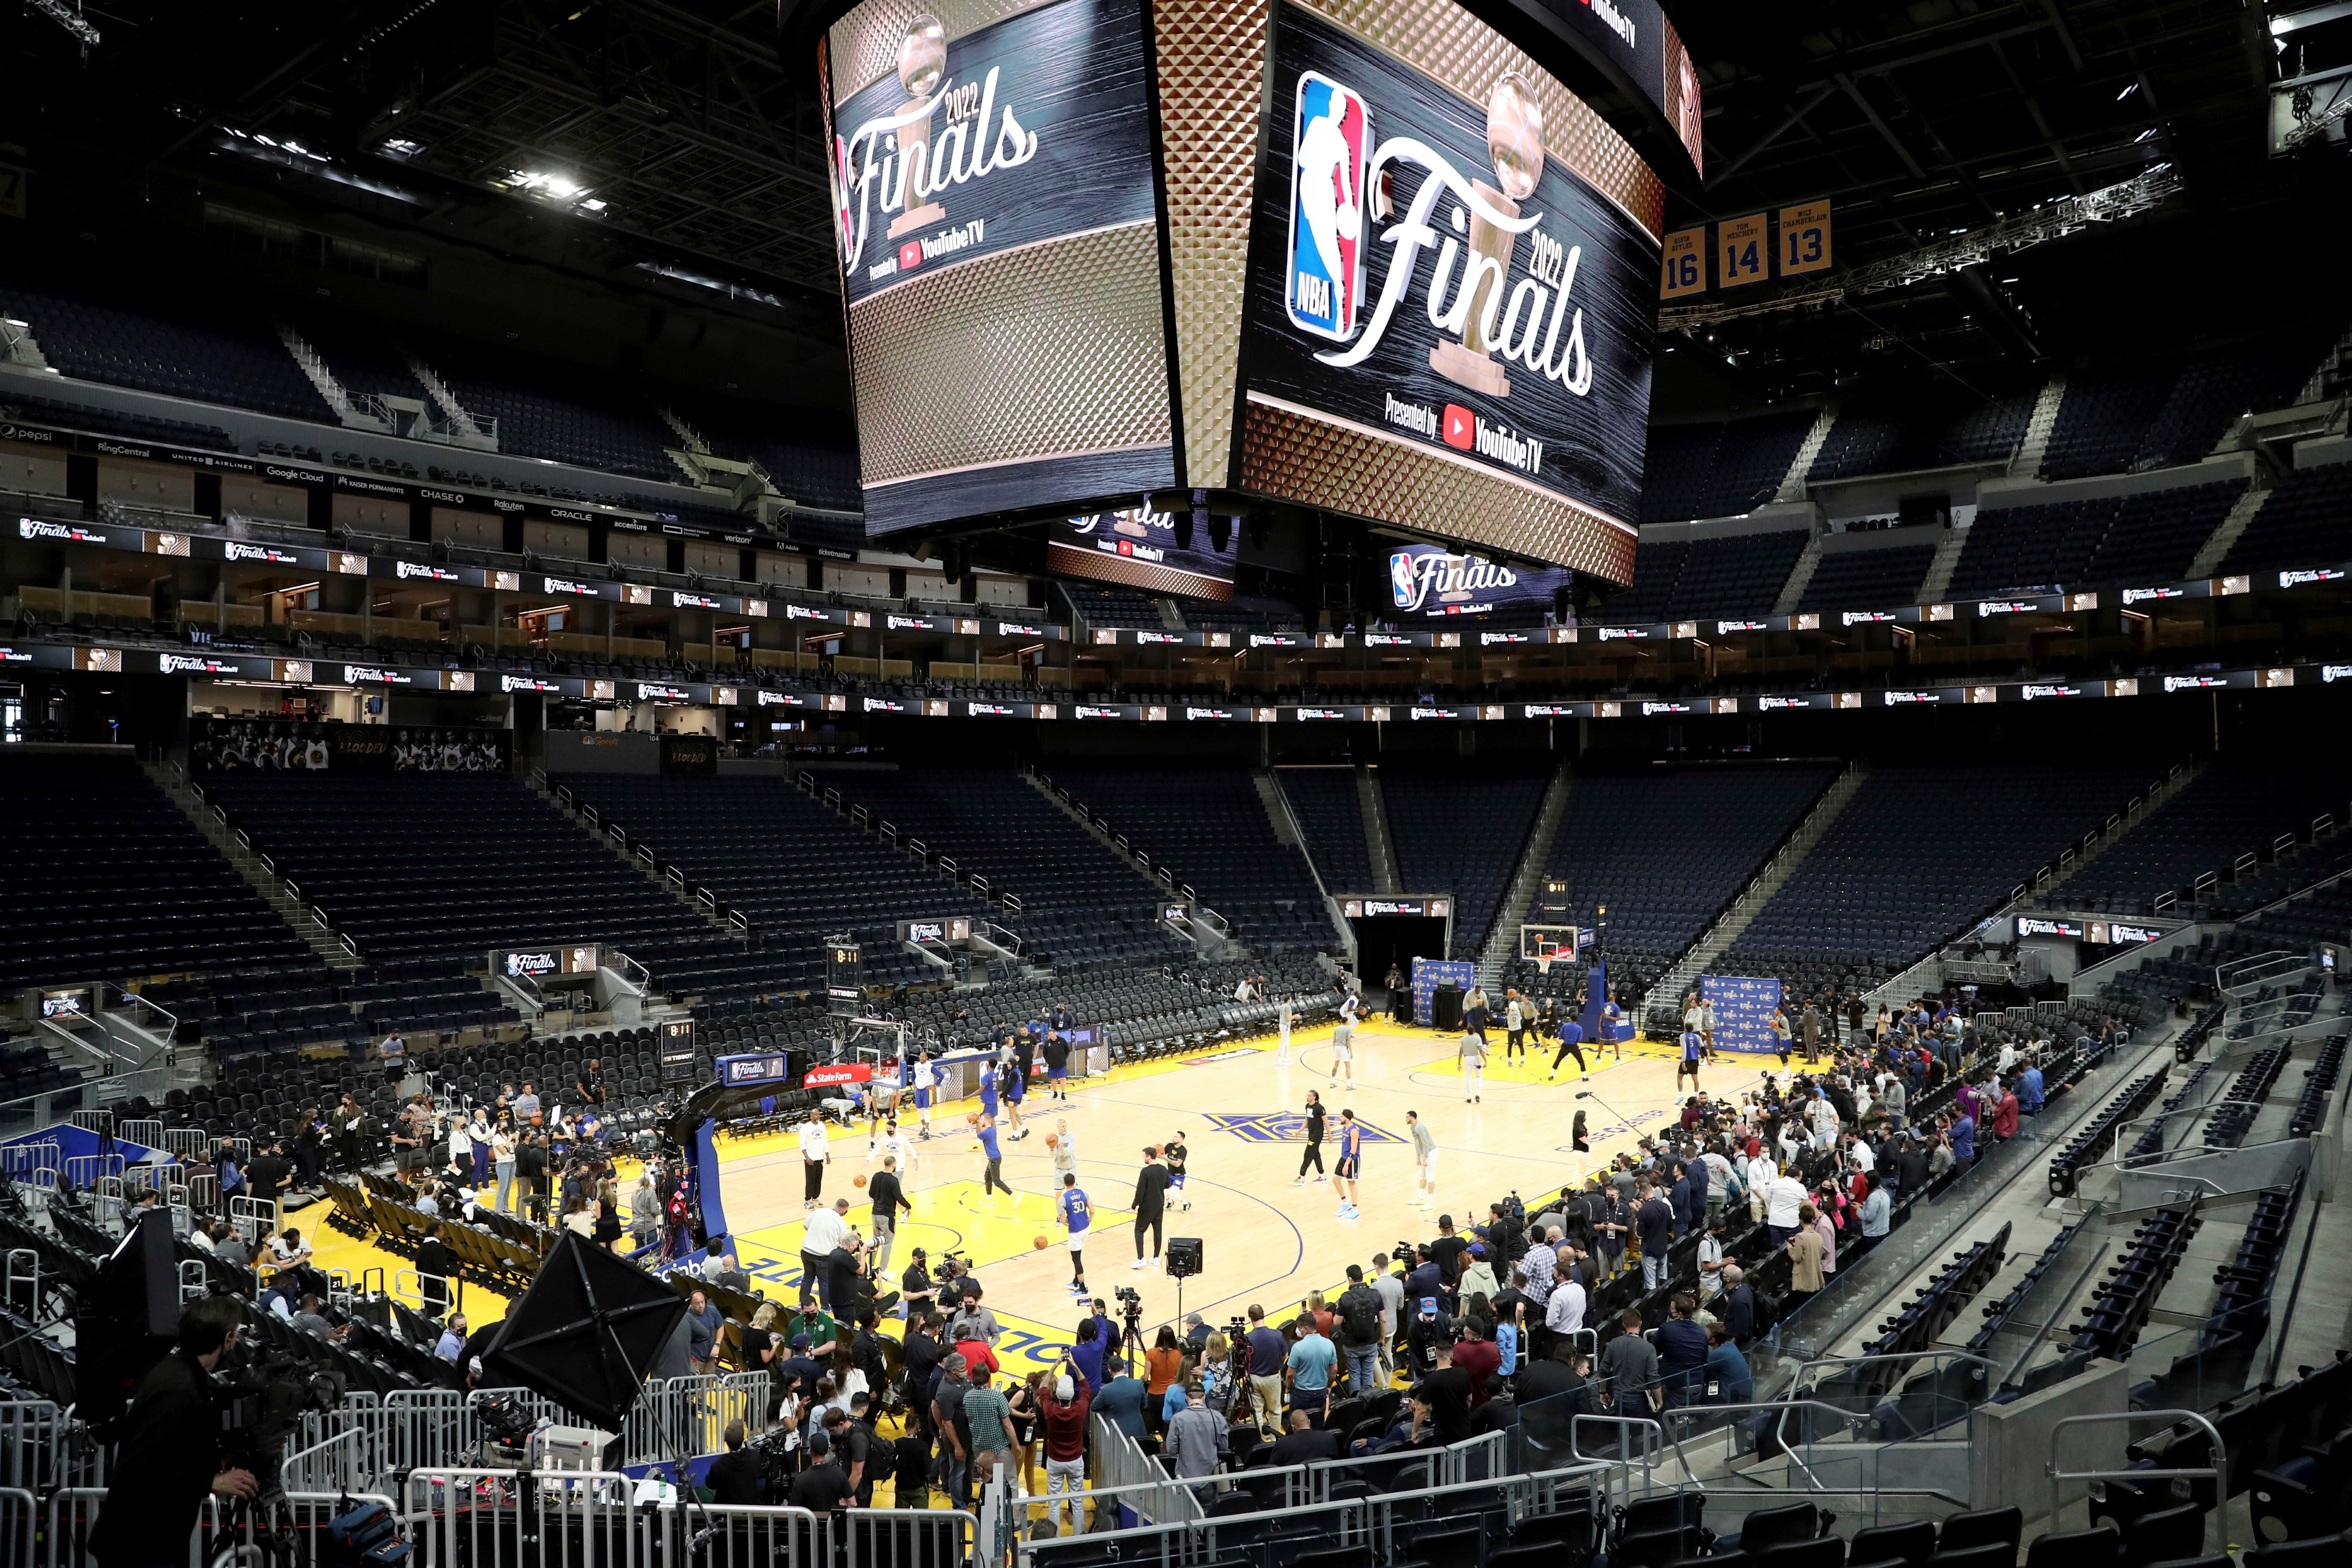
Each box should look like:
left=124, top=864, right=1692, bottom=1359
left=1669, top=200, right=1833, bottom=297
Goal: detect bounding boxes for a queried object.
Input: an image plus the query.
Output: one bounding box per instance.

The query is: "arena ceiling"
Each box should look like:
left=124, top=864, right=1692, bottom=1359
left=5, top=0, right=2346, bottom=401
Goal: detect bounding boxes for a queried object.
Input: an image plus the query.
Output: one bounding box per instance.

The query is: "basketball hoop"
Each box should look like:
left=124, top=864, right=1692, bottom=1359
left=1535, top=949, right=1554, bottom=976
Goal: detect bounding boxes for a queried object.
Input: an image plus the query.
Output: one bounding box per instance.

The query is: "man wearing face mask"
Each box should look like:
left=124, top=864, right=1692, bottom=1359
left=1038, top=1355, right=1093, bottom=1534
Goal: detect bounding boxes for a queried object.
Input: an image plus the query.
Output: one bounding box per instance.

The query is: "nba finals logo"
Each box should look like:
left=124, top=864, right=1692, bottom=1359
left=1287, top=73, right=1369, bottom=341
left=1390, top=548, right=1520, bottom=613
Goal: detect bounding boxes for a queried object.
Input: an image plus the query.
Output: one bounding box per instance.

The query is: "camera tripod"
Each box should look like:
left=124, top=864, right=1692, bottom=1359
left=198, top=1488, right=298, bottom=1568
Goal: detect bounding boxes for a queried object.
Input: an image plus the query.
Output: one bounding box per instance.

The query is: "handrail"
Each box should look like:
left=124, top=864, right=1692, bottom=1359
left=103, top=981, right=177, bottom=1047
left=2048, top=1409, right=2225, bottom=1550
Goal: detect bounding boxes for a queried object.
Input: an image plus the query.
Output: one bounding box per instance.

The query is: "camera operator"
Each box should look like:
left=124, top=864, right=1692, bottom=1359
left=706, top=1420, right=768, bottom=1504
left=900, top=1246, right=937, bottom=1321
left=90, top=1296, right=258, bottom=1567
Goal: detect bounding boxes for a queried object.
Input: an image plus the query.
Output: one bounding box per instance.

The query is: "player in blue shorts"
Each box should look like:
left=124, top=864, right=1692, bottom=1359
left=1333, top=1109, right=1363, bottom=1221
left=1677, top=1027, right=1703, bottom=1091
left=1602, top=992, right=1625, bottom=1062
left=1056, top=1172, right=1092, bottom=1296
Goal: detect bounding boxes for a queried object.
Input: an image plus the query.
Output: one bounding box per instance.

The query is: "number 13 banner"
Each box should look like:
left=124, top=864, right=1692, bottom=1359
left=1779, top=200, right=1832, bottom=275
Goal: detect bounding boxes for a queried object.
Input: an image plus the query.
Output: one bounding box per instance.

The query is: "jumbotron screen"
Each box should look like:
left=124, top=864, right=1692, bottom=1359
left=820, top=0, right=1178, bottom=535
left=820, top=0, right=1665, bottom=583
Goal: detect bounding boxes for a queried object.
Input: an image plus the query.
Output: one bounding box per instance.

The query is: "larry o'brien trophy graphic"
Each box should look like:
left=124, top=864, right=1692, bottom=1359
left=1428, top=74, right=1544, bottom=397
left=886, top=15, right=949, bottom=240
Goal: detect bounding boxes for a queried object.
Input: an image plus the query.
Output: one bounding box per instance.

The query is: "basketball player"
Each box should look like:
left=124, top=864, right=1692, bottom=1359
left=977, top=1049, right=1002, bottom=1149
left=878, top=1116, right=917, bottom=1171
left=1050, top=1118, right=1077, bottom=1181
left=1000, top=1046, right=1030, bottom=1142
left=977, top=1114, right=1013, bottom=1206
left=1676, top=1025, right=1704, bottom=1092
left=1056, top=1172, right=1092, bottom=1298
left=1407, top=1109, right=1437, bottom=1209
left=1601, top=991, right=1625, bottom=1062
left=1166, top=1131, right=1191, bottom=1212
left=1458, top=1025, right=1486, bottom=1104
left=1503, top=988, right=1527, bottom=1065
left=1331, top=992, right=1362, bottom=1093
left=1549, top=1013, right=1589, bottom=1081
left=864, top=1057, right=902, bottom=1156
left=1333, top=1109, right=1364, bottom=1221
left=913, top=1052, right=937, bottom=1139
left=1294, top=1090, right=1327, bottom=1185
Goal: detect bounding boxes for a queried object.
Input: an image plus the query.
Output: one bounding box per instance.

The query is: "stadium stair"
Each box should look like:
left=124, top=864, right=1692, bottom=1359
left=142, top=757, right=354, bottom=971
left=2013, top=374, right=2067, bottom=477
left=1771, top=527, right=1827, bottom=614
left=1644, top=761, right=1867, bottom=1017
left=1775, top=403, right=1839, bottom=501
left=273, top=323, right=358, bottom=424
left=530, top=771, right=736, bottom=937
left=2187, top=482, right=2276, bottom=579
left=1256, top=770, right=1352, bottom=951
left=1916, top=522, right=1970, bottom=604
left=1476, top=764, right=1573, bottom=991
left=1360, top=764, right=1401, bottom=894
left=390, top=339, right=493, bottom=447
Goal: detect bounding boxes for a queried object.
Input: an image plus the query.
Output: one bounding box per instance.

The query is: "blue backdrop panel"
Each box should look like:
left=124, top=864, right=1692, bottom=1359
left=1576, top=961, right=1610, bottom=1042
left=1701, top=974, right=1784, bottom=1053
left=1411, top=958, right=1475, bottom=1027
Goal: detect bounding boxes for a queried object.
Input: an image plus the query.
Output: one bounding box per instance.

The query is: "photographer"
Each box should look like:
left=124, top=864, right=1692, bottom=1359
left=901, top=1247, right=937, bottom=1321
left=90, top=1297, right=257, bottom=1567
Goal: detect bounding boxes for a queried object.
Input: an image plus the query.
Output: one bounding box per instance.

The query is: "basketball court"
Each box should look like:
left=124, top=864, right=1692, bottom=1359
left=705, top=1014, right=1786, bottom=1374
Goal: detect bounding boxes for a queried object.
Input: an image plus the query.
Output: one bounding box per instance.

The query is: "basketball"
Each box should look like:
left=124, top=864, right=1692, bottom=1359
left=1033, top=1235, right=1050, bottom=1249
left=1045, top=1133, right=1059, bottom=1147
left=966, top=1112, right=981, bottom=1126
left=853, top=1173, right=868, bottom=1187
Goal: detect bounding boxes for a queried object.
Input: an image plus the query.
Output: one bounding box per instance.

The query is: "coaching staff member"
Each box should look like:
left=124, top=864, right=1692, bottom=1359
left=90, top=1296, right=257, bottom=1566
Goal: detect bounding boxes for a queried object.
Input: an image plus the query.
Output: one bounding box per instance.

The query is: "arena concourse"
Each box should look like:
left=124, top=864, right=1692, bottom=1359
left=1, top=0, right=2349, bottom=1562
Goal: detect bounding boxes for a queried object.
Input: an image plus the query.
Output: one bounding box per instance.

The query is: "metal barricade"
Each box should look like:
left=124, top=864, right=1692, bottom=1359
left=38, top=1489, right=103, bottom=1568
left=63, top=1154, right=123, bottom=1189
left=2049, top=1409, right=2226, bottom=1551
left=0, top=1485, right=31, bottom=1568
left=0, top=1144, right=57, bottom=1179
left=0, top=1404, right=67, bottom=1492
left=401, top=1468, right=642, bottom=1568
left=230, top=1193, right=279, bottom=1241
left=186, top=1170, right=220, bottom=1215
left=118, top=1119, right=165, bottom=1152
left=1, top=1251, right=35, bottom=1319
left=385, top=1389, right=471, bottom=1474
left=839, top=1505, right=976, bottom=1568
left=671, top=1501, right=824, bottom=1568
left=68, top=1112, right=112, bottom=1138
left=165, top=1127, right=211, bottom=1163
left=192, top=1491, right=400, bottom=1567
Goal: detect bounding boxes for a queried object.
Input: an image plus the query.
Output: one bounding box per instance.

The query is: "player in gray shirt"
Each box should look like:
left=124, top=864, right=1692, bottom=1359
left=1408, top=1111, right=1438, bottom=1209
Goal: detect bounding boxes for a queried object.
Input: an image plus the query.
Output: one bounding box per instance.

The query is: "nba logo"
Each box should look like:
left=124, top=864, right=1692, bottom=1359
left=1286, top=73, right=1369, bottom=342
left=1390, top=551, right=1419, bottom=610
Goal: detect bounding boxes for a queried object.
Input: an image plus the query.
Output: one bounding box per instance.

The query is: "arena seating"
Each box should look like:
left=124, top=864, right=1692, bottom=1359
left=0, top=272, right=332, bottom=424
left=805, top=767, right=1191, bottom=972
left=1946, top=497, right=2116, bottom=596
left=200, top=771, right=768, bottom=995
left=1381, top=768, right=1549, bottom=958
left=1639, top=411, right=1816, bottom=522
left=545, top=774, right=974, bottom=993
left=675, top=395, right=863, bottom=510
left=2078, top=480, right=2247, bottom=585
left=1934, top=388, right=2039, bottom=465
left=419, top=341, right=682, bottom=483
left=2220, top=459, right=2352, bottom=575
left=0, top=756, right=314, bottom=989
left=1063, top=584, right=1172, bottom=631
left=1606, top=530, right=1812, bottom=624
left=1727, top=765, right=2145, bottom=996
left=296, top=316, right=435, bottom=407
left=1278, top=767, right=1376, bottom=893
left=2043, top=340, right=2323, bottom=480
left=1796, top=543, right=1939, bottom=610
left=2050, top=766, right=2349, bottom=916
left=1044, top=768, right=1332, bottom=953
left=1502, top=764, right=1837, bottom=1002
left=1807, top=412, right=1943, bottom=481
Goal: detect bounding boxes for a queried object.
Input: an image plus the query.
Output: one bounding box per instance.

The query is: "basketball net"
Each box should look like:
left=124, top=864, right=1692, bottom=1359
left=1535, top=947, right=1554, bottom=976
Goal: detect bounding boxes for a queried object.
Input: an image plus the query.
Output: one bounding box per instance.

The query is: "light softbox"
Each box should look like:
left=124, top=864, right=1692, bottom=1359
left=481, top=1230, right=688, bottom=1433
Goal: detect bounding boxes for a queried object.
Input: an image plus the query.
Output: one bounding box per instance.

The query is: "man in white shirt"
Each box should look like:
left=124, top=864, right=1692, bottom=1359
left=799, top=1116, right=832, bottom=1210
left=1544, top=1271, right=1587, bottom=1349
left=1765, top=1170, right=1808, bottom=1243
left=1696, top=1222, right=1726, bottom=1300
left=800, top=1197, right=851, bottom=1312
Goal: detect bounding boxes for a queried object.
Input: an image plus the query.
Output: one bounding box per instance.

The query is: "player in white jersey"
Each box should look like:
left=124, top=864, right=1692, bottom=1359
left=877, top=1118, right=917, bottom=1170
left=912, top=1053, right=938, bottom=1139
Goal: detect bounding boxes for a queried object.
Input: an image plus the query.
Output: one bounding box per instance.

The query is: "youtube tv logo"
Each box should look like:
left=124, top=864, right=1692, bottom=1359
left=1442, top=404, right=1475, bottom=451
left=898, top=240, right=923, bottom=272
